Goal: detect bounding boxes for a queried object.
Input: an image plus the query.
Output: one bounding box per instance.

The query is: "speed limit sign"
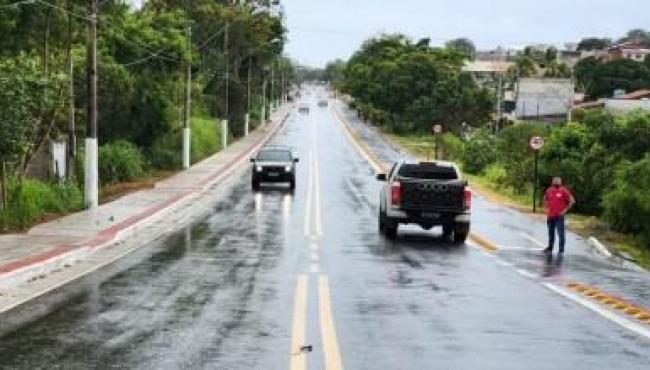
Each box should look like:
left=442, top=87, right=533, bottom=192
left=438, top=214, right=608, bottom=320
left=529, top=136, right=544, bottom=151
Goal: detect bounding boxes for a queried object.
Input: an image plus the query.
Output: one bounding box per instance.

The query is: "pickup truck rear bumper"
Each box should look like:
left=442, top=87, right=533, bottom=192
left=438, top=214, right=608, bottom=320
left=386, top=208, right=470, bottom=225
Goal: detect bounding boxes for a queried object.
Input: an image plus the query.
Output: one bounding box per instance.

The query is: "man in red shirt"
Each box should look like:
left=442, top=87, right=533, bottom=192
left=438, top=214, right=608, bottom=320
left=543, top=177, right=576, bottom=255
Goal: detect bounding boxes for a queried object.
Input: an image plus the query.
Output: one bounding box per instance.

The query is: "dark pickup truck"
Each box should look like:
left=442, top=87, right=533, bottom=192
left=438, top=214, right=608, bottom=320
left=376, top=160, right=471, bottom=243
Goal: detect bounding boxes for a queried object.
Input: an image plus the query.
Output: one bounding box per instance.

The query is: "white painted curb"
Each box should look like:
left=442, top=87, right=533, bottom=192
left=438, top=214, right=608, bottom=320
left=588, top=236, right=613, bottom=258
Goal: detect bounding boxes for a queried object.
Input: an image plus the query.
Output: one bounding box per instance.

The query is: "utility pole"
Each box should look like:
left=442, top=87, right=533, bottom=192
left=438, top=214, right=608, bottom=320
left=261, top=68, right=267, bottom=126
left=67, top=0, right=76, bottom=178
left=182, top=1, right=193, bottom=169
left=245, top=59, right=251, bottom=136
left=221, top=19, right=229, bottom=148
left=281, top=60, right=285, bottom=105
left=84, top=0, right=98, bottom=209
left=270, top=62, right=275, bottom=111
left=495, top=46, right=503, bottom=132
left=224, top=20, right=229, bottom=121
left=496, top=72, right=502, bottom=132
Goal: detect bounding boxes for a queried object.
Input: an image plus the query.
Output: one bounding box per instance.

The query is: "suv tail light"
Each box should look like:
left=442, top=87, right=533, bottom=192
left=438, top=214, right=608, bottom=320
left=464, top=186, right=472, bottom=210
left=391, top=181, right=401, bottom=205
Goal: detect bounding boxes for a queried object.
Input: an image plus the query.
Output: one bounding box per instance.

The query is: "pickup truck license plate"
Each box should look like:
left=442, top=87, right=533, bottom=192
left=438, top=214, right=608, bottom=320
left=422, top=212, right=440, bottom=218
left=268, top=172, right=280, bottom=177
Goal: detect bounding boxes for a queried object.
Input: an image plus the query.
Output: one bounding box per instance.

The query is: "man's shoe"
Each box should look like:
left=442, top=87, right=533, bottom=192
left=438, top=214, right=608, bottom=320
left=543, top=247, right=552, bottom=255
left=559, top=249, right=565, bottom=254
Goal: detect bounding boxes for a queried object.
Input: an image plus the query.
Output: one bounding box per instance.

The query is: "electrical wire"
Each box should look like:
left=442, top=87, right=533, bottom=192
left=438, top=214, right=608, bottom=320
left=35, top=0, right=92, bottom=21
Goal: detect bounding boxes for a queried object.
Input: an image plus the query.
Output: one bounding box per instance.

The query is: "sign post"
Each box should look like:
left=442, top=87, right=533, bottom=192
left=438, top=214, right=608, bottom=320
left=529, top=136, right=545, bottom=213
left=432, top=124, right=442, bottom=160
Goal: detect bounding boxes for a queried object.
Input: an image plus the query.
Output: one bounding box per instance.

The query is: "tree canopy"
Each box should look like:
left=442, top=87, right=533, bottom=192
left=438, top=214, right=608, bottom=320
left=340, top=34, right=493, bottom=134
left=575, top=57, right=650, bottom=98
left=0, top=0, right=292, bottom=171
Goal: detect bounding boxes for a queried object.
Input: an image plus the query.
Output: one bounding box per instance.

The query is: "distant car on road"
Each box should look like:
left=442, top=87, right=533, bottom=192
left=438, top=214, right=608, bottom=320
left=376, top=160, right=471, bottom=243
left=298, top=103, right=310, bottom=114
left=318, top=100, right=328, bottom=107
left=250, top=146, right=299, bottom=191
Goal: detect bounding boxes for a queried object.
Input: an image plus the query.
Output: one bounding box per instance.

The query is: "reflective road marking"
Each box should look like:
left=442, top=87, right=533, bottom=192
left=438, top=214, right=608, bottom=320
left=319, top=275, right=343, bottom=370
left=290, top=275, right=309, bottom=370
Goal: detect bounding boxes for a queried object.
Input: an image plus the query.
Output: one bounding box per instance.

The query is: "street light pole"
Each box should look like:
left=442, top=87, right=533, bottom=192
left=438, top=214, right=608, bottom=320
left=84, top=0, right=98, bottom=209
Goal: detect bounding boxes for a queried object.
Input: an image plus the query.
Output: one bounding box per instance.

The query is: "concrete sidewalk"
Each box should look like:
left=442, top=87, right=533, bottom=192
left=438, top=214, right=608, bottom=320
left=0, top=106, right=292, bottom=291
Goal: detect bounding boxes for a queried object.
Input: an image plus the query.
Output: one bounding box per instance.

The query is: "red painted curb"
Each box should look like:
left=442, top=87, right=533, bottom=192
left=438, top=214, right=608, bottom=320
left=0, top=113, right=288, bottom=278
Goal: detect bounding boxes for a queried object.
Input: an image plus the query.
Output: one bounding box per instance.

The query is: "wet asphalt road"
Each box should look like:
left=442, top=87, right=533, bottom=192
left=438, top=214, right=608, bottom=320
left=1, top=87, right=650, bottom=369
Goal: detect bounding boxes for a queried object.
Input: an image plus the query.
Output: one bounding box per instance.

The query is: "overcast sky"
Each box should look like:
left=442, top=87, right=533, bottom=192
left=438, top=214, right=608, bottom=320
left=282, top=0, right=650, bottom=67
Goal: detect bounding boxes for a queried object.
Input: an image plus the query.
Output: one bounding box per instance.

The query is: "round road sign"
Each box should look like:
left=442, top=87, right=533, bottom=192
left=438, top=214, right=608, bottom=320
left=530, top=136, right=545, bottom=151
left=432, top=124, right=442, bottom=134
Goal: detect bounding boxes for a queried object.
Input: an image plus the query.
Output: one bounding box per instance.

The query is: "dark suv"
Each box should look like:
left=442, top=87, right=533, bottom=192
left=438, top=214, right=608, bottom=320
left=250, top=146, right=299, bottom=190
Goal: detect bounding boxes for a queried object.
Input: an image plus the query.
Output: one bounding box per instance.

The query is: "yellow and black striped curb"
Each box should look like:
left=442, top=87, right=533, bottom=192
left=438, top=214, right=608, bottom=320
left=566, top=282, right=650, bottom=325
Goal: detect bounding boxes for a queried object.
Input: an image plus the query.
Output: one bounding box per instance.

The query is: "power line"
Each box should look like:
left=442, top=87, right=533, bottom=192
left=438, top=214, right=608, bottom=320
left=35, top=0, right=92, bottom=21
left=120, top=46, right=176, bottom=67
left=196, top=24, right=229, bottom=50
left=0, top=0, right=35, bottom=9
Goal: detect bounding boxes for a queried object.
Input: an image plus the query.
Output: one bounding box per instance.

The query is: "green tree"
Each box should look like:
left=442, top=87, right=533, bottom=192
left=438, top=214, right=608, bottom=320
left=618, top=28, right=650, bottom=47
left=576, top=37, right=612, bottom=51
left=544, top=61, right=572, bottom=78
left=0, top=54, right=62, bottom=170
left=445, top=38, right=476, bottom=60
left=603, top=154, right=650, bottom=247
left=342, top=34, right=492, bottom=134
left=496, top=123, right=547, bottom=193
left=462, top=128, right=498, bottom=174
left=513, top=55, right=538, bottom=77
left=575, top=57, right=650, bottom=98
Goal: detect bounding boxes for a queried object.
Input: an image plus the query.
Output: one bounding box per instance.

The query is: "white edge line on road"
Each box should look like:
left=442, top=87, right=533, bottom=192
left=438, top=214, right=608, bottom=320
left=515, top=268, right=537, bottom=279
left=542, top=282, right=650, bottom=340
left=331, top=106, right=383, bottom=174
left=588, top=236, right=614, bottom=258
left=521, top=233, right=547, bottom=248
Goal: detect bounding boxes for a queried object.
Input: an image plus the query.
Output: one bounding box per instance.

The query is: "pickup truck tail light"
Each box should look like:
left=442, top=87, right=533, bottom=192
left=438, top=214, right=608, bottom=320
left=391, top=181, right=401, bottom=205
left=464, top=186, right=472, bottom=210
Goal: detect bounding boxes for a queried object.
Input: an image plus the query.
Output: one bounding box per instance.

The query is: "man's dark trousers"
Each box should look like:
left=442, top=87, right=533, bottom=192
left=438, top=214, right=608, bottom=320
left=547, top=216, right=566, bottom=252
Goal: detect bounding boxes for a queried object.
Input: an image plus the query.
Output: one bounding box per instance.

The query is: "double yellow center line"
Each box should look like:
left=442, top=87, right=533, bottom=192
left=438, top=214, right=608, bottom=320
left=290, top=107, right=343, bottom=370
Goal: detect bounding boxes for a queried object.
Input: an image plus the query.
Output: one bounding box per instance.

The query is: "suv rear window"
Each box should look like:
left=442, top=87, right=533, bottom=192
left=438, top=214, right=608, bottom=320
left=397, top=163, right=458, bottom=180
left=257, top=150, right=292, bottom=162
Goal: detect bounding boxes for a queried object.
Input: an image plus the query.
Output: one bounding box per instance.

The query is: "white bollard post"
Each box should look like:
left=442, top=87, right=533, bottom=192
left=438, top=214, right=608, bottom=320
left=84, top=137, right=99, bottom=209
left=221, top=119, right=228, bottom=149
left=244, top=113, right=250, bottom=136
left=182, top=127, right=191, bottom=169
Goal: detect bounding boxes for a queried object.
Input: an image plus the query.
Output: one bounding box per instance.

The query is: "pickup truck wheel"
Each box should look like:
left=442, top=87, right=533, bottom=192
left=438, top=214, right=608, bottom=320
left=453, top=223, right=470, bottom=244
left=251, top=179, right=260, bottom=191
left=384, top=220, right=398, bottom=239
left=378, top=211, right=385, bottom=233
left=442, top=224, right=453, bottom=239
left=289, top=178, right=296, bottom=191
